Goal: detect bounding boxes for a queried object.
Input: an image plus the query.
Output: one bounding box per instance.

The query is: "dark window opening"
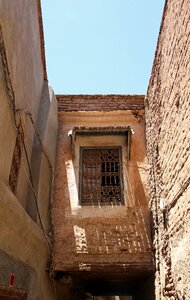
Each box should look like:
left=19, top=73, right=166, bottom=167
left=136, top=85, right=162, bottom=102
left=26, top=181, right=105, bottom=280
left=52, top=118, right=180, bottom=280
left=80, top=147, right=123, bottom=205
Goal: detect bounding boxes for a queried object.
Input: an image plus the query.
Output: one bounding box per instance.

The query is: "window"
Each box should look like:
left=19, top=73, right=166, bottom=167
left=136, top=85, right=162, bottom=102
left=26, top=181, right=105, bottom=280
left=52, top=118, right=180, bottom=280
left=80, top=147, right=123, bottom=205
left=9, top=122, right=24, bottom=193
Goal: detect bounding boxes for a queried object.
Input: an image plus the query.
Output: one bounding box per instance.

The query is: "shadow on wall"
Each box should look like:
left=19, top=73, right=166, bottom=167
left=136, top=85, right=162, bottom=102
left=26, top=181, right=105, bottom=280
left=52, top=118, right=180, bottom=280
left=72, top=210, right=151, bottom=259
left=53, top=135, right=152, bottom=273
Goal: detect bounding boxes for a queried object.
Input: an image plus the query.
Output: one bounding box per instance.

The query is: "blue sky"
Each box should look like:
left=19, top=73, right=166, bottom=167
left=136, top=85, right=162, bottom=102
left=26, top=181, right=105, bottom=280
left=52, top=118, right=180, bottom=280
left=41, top=0, right=165, bottom=95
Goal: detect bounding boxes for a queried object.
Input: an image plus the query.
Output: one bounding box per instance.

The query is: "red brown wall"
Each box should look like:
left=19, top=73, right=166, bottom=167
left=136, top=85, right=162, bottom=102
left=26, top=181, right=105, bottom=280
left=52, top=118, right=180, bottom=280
left=57, top=95, right=144, bottom=112
left=52, top=96, right=153, bottom=293
left=0, top=288, right=27, bottom=300
left=145, top=0, right=190, bottom=299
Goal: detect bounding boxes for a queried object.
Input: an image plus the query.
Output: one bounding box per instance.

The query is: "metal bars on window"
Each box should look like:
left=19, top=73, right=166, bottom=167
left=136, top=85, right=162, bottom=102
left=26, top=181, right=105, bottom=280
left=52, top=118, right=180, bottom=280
left=80, top=147, right=123, bottom=205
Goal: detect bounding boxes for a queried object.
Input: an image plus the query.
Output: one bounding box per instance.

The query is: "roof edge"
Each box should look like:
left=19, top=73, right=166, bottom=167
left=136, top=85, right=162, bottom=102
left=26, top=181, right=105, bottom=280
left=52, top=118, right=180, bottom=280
left=56, top=94, right=145, bottom=98
left=57, top=94, right=145, bottom=112
left=36, top=0, right=47, bottom=81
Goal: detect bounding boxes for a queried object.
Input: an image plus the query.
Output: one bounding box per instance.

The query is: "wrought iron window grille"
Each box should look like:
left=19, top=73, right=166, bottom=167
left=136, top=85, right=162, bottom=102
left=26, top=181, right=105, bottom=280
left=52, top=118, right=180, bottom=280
left=79, top=147, right=124, bottom=206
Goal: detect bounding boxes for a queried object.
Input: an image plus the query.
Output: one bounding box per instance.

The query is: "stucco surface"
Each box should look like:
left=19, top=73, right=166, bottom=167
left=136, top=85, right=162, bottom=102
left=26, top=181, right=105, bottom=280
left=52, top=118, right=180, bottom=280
left=0, top=0, right=44, bottom=119
left=0, top=1, right=58, bottom=298
left=0, top=179, right=55, bottom=299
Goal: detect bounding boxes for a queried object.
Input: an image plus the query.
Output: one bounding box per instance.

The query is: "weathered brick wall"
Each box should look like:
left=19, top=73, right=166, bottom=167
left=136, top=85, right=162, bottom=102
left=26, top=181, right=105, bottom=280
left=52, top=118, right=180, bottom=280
left=57, top=95, right=144, bottom=111
left=0, top=288, right=27, bottom=300
left=53, top=101, right=153, bottom=295
left=145, top=0, right=190, bottom=299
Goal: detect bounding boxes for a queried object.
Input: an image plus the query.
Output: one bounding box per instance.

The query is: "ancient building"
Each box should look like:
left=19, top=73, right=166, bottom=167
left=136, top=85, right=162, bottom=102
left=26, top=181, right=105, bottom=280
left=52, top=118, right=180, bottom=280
left=52, top=95, right=154, bottom=299
left=0, top=0, right=189, bottom=299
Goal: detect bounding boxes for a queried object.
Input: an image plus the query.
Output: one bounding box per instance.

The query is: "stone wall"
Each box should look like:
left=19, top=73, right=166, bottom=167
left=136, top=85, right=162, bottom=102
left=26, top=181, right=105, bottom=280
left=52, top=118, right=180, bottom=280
left=145, top=0, right=190, bottom=299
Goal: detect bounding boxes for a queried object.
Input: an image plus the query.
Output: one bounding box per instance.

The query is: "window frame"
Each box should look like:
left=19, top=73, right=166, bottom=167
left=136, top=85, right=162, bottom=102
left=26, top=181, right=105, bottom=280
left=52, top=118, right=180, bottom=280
left=79, top=146, right=124, bottom=206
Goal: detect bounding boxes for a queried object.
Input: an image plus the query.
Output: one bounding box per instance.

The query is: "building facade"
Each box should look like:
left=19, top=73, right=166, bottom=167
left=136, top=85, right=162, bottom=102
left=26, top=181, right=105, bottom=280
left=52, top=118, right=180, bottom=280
left=52, top=95, right=154, bottom=299
left=0, top=0, right=190, bottom=299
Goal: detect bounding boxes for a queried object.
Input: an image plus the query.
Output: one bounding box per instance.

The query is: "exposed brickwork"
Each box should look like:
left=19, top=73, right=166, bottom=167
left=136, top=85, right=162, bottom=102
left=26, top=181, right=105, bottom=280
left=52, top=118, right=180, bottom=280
left=0, top=288, right=27, bottom=300
left=57, top=94, right=144, bottom=112
left=145, top=0, right=190, bottom=299
left=52, top=101, right=153, bottom=296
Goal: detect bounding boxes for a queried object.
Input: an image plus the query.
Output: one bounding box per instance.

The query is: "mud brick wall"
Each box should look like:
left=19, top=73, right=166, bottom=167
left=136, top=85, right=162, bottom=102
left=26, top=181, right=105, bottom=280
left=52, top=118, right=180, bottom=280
left=0, top=288, right=27, bottom=300
left=145, top=0, right=190, bottom=299
left=57, top=95, right=144, bottom=112
left=53, top=100, right=153, bottom=278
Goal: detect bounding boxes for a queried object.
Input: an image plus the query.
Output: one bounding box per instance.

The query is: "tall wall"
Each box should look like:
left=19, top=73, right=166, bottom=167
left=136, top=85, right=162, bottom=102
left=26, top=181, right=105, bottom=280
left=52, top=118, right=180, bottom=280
left=0, top=0, right=58, bottom=298
left=145, top=0, right=190, bottom=299
left=52, top=95, right=153, bottom=297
